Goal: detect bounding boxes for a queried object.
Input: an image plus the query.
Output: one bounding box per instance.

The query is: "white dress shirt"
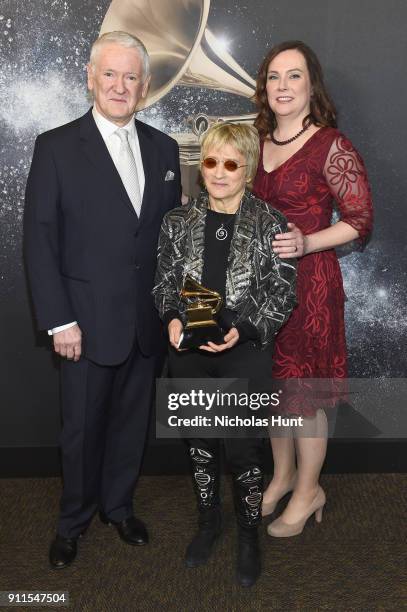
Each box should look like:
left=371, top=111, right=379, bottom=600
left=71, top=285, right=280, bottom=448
left=92, top=107, right=145, bottom=197
left=49, top=108, right=145, bottom=336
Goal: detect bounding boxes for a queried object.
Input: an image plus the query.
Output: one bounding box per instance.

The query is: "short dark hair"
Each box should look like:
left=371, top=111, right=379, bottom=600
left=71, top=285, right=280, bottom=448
left=254, top=40, right=337, bottom=138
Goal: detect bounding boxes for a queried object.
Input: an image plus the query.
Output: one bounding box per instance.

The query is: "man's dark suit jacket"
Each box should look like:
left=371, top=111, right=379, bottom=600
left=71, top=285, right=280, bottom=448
left=24, top=109, right=181, bottom=365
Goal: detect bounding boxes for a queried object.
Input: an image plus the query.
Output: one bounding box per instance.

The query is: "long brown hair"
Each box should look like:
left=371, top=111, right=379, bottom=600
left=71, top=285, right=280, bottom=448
left=254, top=40, right=337, bottom=138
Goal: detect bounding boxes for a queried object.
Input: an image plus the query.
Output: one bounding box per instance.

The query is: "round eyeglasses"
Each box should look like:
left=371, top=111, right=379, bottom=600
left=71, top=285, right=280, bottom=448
left=202, top=157, right=248, bottom=172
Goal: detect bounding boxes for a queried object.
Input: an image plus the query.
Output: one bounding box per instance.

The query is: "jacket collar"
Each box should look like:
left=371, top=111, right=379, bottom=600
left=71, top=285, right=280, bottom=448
left=78, top=109, right=160, bottom=224
left=184, top=189, right=254, bottom=304
left=134, top=118, right=158, bottom=224
left=79, top=109, right=138, bottom=219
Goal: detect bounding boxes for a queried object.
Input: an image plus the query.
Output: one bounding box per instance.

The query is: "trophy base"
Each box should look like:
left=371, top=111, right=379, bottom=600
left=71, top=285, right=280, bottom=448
left=178, top=325, right=225, bottom=350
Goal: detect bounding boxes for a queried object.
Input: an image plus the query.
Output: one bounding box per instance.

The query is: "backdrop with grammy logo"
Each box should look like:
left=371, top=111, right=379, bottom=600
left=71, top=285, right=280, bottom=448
left=100, top=0, right=257, bottom=197
left=1, top=0, right=405, bottom=452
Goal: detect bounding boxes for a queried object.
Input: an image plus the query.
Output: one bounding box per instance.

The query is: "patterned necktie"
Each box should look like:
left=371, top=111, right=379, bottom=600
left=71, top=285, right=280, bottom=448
left=114, top=128, right=142, bottom=216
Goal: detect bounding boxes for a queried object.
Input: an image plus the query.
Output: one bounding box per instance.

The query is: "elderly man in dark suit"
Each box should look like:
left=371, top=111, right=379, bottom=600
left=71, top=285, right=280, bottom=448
left=24, top=31, right=181, bottom=568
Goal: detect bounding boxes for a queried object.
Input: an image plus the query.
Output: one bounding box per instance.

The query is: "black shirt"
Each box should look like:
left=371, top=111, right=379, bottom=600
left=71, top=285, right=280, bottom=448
left=202, top=210, right=258, bottom=342
left=163, top=208, right=258, bottom=342
left=202, top=209, right=235, bottom=299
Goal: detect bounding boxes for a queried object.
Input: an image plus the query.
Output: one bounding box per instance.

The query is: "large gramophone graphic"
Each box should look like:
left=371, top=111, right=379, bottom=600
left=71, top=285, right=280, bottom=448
left=100, top=0, right=257, bottom=196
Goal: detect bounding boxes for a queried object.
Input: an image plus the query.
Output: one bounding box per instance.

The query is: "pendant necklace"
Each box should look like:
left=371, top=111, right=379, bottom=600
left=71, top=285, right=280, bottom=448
left=215, top=215, right=236, bottom=241
left=210, top=195, right=242, bottom=241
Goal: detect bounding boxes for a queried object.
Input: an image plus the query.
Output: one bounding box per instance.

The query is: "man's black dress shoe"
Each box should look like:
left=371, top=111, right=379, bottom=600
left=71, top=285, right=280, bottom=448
left=99, top=513, right=149, bottom=546
left=49, top=534, right=78, bottom=569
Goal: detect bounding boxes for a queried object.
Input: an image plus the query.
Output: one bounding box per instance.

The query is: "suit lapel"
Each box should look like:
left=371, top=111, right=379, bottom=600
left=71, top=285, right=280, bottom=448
left=135, top=118, right=160, bottom=225
left=79, top=109, right=138, bottom=219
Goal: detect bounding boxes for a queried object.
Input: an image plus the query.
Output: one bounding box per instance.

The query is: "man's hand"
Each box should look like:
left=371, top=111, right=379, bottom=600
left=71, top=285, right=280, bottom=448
left=272, top=222, right=306, bottom=258
left=199, top=327, right=240, bottom=353
left=168, top=318, right=184, bottom=350
left=53, top=324, right=82, bottom=361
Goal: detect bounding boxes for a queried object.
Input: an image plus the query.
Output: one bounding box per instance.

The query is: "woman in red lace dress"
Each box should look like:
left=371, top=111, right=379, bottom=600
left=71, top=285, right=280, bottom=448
left=252, top=41, right=373, bottom=537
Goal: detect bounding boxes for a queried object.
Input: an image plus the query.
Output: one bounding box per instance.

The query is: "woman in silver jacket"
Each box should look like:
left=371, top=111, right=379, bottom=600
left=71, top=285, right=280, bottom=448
left=153, top=123, right=296, bottom=587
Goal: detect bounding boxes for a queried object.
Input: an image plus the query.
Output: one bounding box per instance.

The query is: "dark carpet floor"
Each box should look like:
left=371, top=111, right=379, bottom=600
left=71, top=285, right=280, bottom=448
left=0, top=474, right=406, bottom=611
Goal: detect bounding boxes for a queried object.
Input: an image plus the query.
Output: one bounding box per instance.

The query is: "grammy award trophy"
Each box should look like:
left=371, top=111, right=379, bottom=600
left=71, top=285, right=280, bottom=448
left=178, top=275, right=225, bottom=349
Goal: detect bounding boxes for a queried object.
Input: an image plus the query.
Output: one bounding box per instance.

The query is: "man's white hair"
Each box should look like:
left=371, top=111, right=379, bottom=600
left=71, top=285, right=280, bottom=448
left=89, top=31, right=150, bottom=81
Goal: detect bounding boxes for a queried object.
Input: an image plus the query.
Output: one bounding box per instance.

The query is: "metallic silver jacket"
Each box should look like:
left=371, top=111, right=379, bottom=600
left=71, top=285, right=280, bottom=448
left=153, top=189, right=297, bottom=348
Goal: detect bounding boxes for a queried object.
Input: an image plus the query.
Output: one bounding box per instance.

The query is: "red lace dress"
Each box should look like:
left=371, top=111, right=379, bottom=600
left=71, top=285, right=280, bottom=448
left=253, top=128, right=373, bottom=413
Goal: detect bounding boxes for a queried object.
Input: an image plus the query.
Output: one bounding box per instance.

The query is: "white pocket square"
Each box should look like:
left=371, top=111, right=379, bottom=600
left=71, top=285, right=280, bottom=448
left=165, top=170, right=175, bottom=181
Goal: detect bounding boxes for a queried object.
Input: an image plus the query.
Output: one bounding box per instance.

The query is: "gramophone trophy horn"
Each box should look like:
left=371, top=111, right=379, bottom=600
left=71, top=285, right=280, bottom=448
left=100, top=0, right=256, bottom=109
left=178, top=275, right=225, bottom=349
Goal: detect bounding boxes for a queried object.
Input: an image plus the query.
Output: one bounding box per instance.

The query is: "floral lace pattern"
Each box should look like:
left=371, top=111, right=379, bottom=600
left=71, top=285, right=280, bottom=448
left=253, top=128, right=373, bottom=413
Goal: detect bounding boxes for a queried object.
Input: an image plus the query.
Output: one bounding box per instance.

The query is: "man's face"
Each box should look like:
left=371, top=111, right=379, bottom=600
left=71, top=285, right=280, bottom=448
left=87, top=43, right=150, bottom=126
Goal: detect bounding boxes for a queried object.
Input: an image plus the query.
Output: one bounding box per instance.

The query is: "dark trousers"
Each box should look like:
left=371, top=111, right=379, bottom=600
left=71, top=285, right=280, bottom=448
left=57, top=337, right=161, bottom=538
left=168, top=341, right=273, bottom=489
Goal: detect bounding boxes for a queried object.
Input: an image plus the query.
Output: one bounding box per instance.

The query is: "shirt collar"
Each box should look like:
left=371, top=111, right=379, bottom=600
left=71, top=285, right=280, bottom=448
left=92, top=107, right=136, bottom=140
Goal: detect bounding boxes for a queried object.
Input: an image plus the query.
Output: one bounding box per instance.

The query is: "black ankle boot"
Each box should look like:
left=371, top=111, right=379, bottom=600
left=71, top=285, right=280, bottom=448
left=185, top=506, right=222, bottom=567
left=186, top=446, right=222, bottom=567
left=233, top=466, right=263, bottom=587
left=236, top=526, right=261, bottom=587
